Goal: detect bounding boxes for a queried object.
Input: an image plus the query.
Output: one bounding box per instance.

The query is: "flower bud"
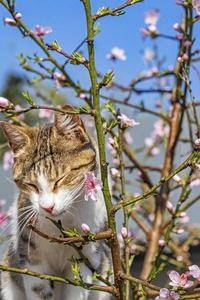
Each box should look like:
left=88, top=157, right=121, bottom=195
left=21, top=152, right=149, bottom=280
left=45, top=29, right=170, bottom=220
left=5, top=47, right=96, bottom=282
left=121, top=227, right=128, bottom=238
left=81, top=223, right=90, bottom=233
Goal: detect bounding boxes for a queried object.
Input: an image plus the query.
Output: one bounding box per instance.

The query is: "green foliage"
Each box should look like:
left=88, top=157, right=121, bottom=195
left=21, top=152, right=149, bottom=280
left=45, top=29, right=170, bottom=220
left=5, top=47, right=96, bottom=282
left=62, top=228, right=80, bottom=238
left=22, top=91, right=35, bottom=106
left=52, top=39, right=61, bottom=50
left=94, top=22, right=101, bottom=35
left=93, top=272, right=100, bottom=281
left=149, top=263, right=166, bottom=281
left=99, top=71, right=114, bottom=89
left=97, top=7, right=111, bottom=15
left=102, top=99, right=115, bottom=115
left=70, top=52, right=87, bottom=65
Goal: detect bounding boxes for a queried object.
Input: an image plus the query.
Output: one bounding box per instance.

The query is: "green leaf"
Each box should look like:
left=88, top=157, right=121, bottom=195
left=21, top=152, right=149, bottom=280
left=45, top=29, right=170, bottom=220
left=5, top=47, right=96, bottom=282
left=74, top=107, right=89, bottom=114
left=94, top=23, right=101, bottom=35
left=71, top=260, right=79, bottom=279
left=100, top=71, right=114, bottom=88
left=138, top=284, right=147, bottom=297
left=129, top=255, right=135, bottom=267
left=70, top=52, right=87, bottom=64
left=107, top=268, right=113, bottom=279
left=102, top=99, right=115, bottom=114
left=52, top=39, right=61, bottom=50
left=62, top=228, right=80, bottom=237
left=97, top=6, right=111, bottom=15
left=114, top=11, right=125, bottom=16
left=131, top=0, right=144, bottom=3
left=88, top=232, right=96, bottom=241
left=109, top=120, right=120, bottom=130
left=93, top=272, right=100, bottom=281
left=46, top=217, right=64, bottom=232
left=149, top=263, right=166, bottom=281
left=16, top=54, right=26, bottom=64
left=22, top=91, right=35, bottom=106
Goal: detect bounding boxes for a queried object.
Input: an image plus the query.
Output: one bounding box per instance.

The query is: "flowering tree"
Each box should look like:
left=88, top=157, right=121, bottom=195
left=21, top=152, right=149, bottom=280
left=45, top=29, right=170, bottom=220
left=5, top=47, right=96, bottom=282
left=2, top=0, right=200, bottom=299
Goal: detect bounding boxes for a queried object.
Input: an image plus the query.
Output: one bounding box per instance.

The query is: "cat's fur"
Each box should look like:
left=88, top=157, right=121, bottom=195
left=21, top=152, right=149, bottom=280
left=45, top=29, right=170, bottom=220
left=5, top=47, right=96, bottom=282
left=0, top=104, right=111, bottom=300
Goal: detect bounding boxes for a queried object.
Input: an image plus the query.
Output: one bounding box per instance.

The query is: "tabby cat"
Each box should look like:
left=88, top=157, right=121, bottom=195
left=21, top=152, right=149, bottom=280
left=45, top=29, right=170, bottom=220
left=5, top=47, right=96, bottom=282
left=0, top=104, right=110, bottom=300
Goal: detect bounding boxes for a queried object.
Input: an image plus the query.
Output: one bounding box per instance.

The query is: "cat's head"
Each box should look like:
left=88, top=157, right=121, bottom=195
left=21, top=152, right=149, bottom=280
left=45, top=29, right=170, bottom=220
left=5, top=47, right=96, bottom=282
left=1, top=104, right=97, bottom=218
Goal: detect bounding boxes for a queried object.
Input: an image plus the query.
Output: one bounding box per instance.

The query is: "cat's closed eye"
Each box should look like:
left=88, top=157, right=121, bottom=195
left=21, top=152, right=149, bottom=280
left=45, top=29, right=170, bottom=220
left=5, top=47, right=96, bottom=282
left=53, top=176, right=65, bottom=190
left=25, top=182, right=39, bottom=193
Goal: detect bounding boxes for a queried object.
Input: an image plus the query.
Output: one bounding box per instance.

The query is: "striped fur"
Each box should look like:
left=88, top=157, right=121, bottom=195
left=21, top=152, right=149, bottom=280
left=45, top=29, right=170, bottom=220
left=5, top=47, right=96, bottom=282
left=0, top=105, right=111, bottom=300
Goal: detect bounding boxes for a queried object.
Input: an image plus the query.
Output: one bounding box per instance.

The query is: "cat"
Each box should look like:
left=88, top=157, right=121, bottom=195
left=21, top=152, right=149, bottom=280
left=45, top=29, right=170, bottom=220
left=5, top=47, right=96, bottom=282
left=0, top=104, right=111, bottom=300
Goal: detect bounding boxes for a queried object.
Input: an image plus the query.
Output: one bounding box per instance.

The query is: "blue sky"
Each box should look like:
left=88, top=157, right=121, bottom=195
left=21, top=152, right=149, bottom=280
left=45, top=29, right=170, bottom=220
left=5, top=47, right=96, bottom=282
left=0, top=0, right=199, bottom=108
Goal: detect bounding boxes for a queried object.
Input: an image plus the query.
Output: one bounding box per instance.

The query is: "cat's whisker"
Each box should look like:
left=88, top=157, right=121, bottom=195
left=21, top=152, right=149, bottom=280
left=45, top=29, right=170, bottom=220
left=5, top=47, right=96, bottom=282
left=2, top=174, right=15, bottom=184
left=16, top=210, right=37, bottom=241
left=27, top=212, right=38, bottom=257
left=0, top=206, right=36, bottom=236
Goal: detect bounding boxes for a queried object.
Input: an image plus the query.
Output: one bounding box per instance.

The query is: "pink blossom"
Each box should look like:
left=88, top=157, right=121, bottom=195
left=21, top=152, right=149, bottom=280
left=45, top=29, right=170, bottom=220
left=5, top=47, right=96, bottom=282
left=3, top=151, right=14, bottom=171
left=4, top=17, right=16, bottom=26
left=176, top=228, right=184, bottom=234
left=39, top=104, right=54, bottom=122
left=84, top=171, right=103, bottom=201
left=117, top=113, right=140, bottom=127
left=0, top=97, right=14, bottom=108
left=0, top=211, right=8, bottom=229
left=53, top=72, right=63, bottom=93
left=180, top=215, right=189, bottom=224
left=140, top=28, right=149, bottom=40
left=189, top=265, right=200, bottom=280
left=177, top=56, right=182, bottom=63
left=83, top=115, right=94, bottom=128
left=173, top=174, right=182, bottom=184
left=106, top=47, right=127, bottom=61
left=144, top=9, right=159, bottom=26
left=15, top=105, right=24, bottom=121
left=143, top=48, right=154, bottom=64
left=110, top=168, right=120, bottom=178
left=147, top=66, right=159, bottom=76
left=121, top=227, right=128, bottom=238
left=194, top=139, right=200, bottom=146
left=173, top=23, right=181, bottom=32
left=184, top=41, right=192, bottom=47
left=192, top=0, right=200, bottom=15
left=194, top=163, right=200, bottom=171
left=123, top=131, right=133, bottom=145
left=179, top=212, right=187, bottom=218
left=108, top=137, right=116, bottom=147
left=112, top=158, right=120, bottom=165
left=81, top=223, right=90, bottom=233
left=182, top=53, right=189, bottom=60
left=175, top=1, right=184, bottom=5
left=31, top=25, right=52, bottom=37
left=15, top=13, right=22, bottom=20
left=189, top=178, right=200, bottom=188
left=169, top=270, right=193, bottom=288
left=176, top=34, right=184, bottom=41
left=166, top=201, right=174, bottom=211
left=79, top=93, right=87, bottom=99
left=158, top=239, right=166, bottom=246
left=155, top=288, right=179, bottom=300
left=148, top=24, right=158, bottom=33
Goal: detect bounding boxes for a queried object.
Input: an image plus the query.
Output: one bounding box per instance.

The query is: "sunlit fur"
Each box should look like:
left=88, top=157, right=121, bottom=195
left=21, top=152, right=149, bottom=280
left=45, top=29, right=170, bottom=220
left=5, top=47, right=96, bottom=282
left=0, top=105, right=111, bottom=300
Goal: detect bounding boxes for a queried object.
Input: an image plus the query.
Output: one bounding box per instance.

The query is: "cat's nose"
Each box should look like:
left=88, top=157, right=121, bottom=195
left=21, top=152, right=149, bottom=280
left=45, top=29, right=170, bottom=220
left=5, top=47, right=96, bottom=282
left=42, top=205, right=55, bottom=213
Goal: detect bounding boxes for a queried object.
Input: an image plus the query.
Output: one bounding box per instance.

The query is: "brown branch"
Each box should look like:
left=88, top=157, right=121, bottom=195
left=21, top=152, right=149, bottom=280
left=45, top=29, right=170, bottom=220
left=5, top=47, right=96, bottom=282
left=28, top=222, right=113, bottom=245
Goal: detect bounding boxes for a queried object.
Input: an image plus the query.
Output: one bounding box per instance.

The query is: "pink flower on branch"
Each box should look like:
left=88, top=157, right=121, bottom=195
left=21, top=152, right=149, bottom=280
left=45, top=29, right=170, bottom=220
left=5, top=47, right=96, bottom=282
left=144, top=9, right=160, bottom=26
left=169, top=270, right=193, bottom=288
left=84, top=172, right=103, bottom=201
left=192, top=0, right=200, bottom=15
left=117, top=113, right=140, bottom=127
left=3, top=151, right=14, bottom=171
left=31, top=25, right=52, bottom=37
left=106, top=47, right=127, bottom=61
left=189, top=265, right=200, bottom=280
left=4, top=17, right=16, bottom=26
left=121, top=227, right=128, bottom=238
left=155, top=288, right=179, bottom=300
left=81, top=223, right=90, bottom=233
left=0, top=97, right=14, bottom=108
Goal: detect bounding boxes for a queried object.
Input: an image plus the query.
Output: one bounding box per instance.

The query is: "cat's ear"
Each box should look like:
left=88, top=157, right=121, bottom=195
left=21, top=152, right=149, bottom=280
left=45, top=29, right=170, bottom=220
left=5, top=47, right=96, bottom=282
left=0, top=121, right=30, bottom=154
left=54, top=104, right=86, bottom=135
